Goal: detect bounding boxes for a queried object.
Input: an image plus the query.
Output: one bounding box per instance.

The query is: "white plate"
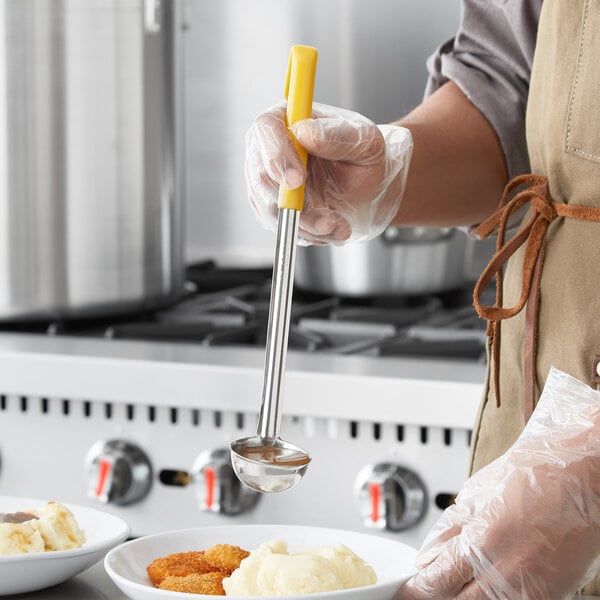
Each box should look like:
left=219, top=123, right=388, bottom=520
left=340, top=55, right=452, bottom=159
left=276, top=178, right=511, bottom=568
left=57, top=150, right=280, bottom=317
left=0, top=496, right=130, bottom=596
left=105, top=524, right=417, bottom=600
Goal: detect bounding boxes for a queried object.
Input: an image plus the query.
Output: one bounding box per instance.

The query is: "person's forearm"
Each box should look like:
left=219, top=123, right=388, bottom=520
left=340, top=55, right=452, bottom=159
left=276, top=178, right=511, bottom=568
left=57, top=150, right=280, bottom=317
left=391, top=81, right=509, bottom=228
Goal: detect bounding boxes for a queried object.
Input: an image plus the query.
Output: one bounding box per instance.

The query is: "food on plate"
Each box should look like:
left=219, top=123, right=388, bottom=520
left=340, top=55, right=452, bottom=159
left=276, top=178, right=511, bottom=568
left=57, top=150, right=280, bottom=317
left=147, top=544, right=249, bottom=595
left=0, top=511, right=44, bottom=554
left=223, top=540, right=377, bottom=596
left=204, top=544, right=251, bottom=574
left=0, top=501, right=85, bottom=555
left=147, top=551, right=214, bottom=586
left=147, top=540, right=377, bottom=596
left=159, top=572, right=229, bottom=594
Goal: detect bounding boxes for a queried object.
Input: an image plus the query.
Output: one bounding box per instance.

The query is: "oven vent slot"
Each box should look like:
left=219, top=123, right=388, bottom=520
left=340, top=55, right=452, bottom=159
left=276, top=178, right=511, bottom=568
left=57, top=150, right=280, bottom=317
left=0, top=394, right=83, bottom=417
left=0, top=393, right=251, bottom=432
left=348, top=420, right=471, bottom=448
left=444, top=428, right=452, bottom=445
left=0, top=393, right=471, bottom=447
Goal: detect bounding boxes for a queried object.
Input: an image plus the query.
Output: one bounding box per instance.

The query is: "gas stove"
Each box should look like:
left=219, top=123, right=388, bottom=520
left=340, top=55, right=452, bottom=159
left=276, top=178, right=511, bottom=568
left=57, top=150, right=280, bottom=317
left=0, top=262, right=486, bottom=550
left=4, top=261, right=487, bottom=360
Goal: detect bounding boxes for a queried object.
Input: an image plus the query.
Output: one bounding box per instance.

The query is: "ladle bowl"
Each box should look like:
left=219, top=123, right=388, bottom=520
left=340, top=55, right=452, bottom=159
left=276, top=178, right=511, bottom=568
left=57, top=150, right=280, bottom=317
left=231, top=437, right=311, bottom=493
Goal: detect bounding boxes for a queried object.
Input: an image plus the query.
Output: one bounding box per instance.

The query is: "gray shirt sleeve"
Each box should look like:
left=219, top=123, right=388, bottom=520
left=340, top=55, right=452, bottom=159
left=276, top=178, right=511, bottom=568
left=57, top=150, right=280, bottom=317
left=425, top=0, right=543, bottom=179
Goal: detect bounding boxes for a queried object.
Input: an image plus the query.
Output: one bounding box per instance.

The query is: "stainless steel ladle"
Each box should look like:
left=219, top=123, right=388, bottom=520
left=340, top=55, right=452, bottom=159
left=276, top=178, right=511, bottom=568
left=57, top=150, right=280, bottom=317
left=231, top=45, right=317, bottom=493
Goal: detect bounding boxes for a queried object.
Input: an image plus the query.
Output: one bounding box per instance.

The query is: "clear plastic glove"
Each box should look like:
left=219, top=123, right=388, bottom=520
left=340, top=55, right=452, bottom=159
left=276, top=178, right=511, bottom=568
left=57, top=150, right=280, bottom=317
left=245, top=102, right=413, bottom=245
left=397, top=366, right=600, bottom=600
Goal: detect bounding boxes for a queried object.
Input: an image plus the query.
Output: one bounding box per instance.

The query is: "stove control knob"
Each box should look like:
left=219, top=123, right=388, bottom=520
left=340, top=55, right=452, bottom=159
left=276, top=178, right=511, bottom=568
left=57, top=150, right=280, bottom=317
left=85, top=440, right=152, bottom=505
left=355, top=463, right=426, bottom=531
left=192, top=449, right=260, bottom=515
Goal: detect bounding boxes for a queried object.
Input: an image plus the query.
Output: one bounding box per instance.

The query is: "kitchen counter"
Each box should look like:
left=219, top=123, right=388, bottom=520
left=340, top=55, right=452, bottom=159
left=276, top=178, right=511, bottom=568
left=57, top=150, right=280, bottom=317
left=15, top=560, right=600, bottom=600
left=14, top=562, right=125, bottom=600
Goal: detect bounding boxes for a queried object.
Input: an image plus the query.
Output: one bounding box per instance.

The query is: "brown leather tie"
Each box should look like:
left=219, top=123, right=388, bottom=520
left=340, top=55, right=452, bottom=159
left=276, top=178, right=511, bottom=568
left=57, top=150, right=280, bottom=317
left=473, top=174, right=600, bottom=421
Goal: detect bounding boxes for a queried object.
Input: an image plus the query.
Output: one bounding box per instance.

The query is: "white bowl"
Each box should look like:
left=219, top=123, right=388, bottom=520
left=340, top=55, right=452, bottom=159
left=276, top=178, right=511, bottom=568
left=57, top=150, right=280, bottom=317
left=104, top=524, right=417, bottom=600
left=0, top=496, right=130, bottom=596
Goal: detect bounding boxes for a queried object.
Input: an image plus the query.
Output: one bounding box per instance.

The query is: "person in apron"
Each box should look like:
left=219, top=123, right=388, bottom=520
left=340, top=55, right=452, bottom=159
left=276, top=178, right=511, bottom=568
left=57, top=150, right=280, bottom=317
left=245, top=0, right=600, bottom=596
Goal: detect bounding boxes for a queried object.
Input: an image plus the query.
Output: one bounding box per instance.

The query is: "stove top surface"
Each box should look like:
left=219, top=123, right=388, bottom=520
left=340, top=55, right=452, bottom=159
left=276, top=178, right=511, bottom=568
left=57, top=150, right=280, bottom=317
left=0, top=261, right=488, bottom=364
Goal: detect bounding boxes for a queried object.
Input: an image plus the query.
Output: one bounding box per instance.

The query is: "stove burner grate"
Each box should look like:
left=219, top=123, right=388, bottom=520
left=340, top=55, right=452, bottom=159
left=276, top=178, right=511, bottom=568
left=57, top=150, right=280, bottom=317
left=0, top=262, right=487, bottom=361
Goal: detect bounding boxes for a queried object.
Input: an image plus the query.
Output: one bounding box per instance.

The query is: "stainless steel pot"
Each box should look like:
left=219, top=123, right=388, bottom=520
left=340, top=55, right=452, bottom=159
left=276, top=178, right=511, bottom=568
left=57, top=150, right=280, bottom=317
left=0, top=0, right=188, bottom=319
left=295, top=227, right=474, bottom=297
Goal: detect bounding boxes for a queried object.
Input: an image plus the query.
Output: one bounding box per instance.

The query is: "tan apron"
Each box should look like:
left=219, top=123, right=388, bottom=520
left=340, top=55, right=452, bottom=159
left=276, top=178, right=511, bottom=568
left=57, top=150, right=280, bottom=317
left=470, top=0, right=600, bottom=595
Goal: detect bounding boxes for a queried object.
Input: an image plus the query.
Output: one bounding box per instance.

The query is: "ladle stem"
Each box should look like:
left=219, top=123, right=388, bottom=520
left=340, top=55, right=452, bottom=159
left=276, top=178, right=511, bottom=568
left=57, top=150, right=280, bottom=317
left=257, top=207, right=299, bottom=439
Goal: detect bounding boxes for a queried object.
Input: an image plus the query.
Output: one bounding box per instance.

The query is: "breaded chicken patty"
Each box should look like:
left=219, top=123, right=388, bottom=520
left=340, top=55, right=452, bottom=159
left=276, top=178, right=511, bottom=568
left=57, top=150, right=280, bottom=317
left=147, top=551, right=212, bottom=586
left=158, top=571, right=227, bottom=595
left=204, top=543, right=250, bottom=574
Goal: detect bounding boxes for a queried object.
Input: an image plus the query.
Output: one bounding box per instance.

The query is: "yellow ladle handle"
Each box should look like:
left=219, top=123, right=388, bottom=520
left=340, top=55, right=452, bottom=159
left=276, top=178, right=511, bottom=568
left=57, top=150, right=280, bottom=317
left=278, top=45, right=318, bottom=212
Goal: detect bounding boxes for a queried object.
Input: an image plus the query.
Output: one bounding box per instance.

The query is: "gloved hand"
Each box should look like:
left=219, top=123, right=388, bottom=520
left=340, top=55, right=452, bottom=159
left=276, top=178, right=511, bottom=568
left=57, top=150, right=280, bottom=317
left=245, top=102, right=413, bottom=245
left=397, top=367, right=600, bottom=600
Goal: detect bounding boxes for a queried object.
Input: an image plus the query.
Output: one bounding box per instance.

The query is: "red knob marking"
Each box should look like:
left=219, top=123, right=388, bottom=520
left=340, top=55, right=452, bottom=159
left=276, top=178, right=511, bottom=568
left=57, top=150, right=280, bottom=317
left=95, top=459, right=112, bottom=497
left=204, top=467, right=216, bottom=509
left=369, top=482, right=381, bottom=523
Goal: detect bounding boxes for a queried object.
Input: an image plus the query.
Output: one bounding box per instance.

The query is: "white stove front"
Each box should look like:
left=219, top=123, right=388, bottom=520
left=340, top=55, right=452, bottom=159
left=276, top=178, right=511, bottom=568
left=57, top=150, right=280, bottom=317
left=0, top=333, right=484, bottom=550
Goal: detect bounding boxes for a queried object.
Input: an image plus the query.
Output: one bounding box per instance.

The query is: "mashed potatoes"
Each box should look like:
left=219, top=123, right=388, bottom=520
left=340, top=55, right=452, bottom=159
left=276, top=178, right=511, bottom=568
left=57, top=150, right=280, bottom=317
left=0, top=501, right=85, bottom=555
left=222, top=540, right=377, bottom=596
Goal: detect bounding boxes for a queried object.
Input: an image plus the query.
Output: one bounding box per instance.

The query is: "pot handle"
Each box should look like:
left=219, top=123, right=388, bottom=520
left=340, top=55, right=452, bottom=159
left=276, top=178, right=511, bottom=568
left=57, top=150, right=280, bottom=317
left=144, top=0, right=161, bottom=33
left=144, top=0, right=192, bottom=32
left=382, top=226, right=455, bottom=246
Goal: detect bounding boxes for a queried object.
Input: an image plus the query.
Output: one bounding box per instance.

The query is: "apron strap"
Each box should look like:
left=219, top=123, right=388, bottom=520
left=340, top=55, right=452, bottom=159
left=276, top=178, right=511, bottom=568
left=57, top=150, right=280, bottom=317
left=473, top=174, right=600, bottom=420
